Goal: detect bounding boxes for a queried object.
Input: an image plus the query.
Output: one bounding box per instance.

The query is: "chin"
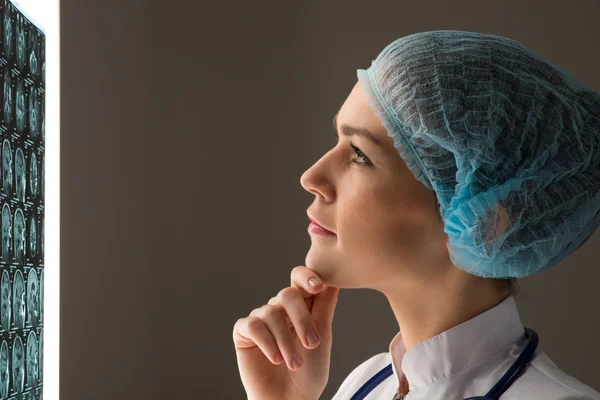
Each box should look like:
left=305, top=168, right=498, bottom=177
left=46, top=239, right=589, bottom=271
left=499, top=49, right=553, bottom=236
left=305, top=253, right=360, bottom=289
left=304, top=250, right=336, bottom=281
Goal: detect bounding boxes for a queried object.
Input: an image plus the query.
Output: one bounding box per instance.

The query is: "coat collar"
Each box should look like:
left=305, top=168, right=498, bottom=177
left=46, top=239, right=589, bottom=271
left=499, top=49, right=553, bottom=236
left=388, top=295, right=525, bottom=391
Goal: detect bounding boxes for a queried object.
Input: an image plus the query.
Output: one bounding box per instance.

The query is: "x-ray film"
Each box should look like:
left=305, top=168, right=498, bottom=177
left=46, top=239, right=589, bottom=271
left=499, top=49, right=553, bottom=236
left=0, top=0, right=45, bottom=399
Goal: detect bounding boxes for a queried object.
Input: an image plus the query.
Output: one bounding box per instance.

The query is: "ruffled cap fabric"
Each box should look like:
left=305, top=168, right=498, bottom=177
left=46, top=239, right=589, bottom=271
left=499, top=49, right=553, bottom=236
left=357, top=30, right=600, bottom=278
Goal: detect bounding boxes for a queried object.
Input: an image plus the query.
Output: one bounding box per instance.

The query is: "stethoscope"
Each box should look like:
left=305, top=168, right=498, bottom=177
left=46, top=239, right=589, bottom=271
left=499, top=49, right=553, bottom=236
left=350, top=327, right=539, bottom=400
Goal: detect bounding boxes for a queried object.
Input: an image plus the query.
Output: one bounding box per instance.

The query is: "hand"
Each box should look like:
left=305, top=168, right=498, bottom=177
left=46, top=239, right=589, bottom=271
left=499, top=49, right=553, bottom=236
left=233, top=265, right=340, bottom=400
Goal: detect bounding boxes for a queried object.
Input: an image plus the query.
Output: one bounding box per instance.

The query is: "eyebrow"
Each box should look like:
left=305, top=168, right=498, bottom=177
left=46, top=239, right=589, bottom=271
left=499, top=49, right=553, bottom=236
left=332, top=111, right=383, bottom=147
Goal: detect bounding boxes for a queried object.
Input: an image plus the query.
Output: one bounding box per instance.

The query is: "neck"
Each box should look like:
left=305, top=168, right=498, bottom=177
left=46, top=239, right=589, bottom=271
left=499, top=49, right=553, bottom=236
left=383, top=270, right=511, bottom=352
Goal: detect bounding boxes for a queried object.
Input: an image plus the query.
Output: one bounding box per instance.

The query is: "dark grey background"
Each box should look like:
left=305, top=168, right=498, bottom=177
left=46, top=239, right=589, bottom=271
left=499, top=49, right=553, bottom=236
left=61, top=0, right=600, bottom=399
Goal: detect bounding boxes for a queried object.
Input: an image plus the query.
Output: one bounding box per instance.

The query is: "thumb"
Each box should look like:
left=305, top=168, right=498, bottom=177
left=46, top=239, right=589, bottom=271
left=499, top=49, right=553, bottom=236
left=310, top=285, right=340, bottom=338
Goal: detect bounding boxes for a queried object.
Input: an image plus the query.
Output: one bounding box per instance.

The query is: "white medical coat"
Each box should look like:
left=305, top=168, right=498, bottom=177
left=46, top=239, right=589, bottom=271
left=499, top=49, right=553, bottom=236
left=332, top=295, right=600, bottom=399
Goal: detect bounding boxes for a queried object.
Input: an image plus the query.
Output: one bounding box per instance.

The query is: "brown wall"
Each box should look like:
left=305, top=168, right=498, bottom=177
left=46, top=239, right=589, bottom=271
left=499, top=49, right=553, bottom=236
left=61, top=0, right=600, bottom=398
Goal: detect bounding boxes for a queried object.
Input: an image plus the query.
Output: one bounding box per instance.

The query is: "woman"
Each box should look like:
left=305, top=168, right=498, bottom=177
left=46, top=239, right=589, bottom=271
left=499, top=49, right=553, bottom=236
left=233, top=30, right=600, bottom=399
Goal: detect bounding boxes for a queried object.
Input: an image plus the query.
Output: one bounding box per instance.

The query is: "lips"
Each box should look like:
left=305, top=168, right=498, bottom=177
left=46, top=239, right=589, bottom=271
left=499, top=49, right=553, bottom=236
left=307, top=211, right=336, bottom=235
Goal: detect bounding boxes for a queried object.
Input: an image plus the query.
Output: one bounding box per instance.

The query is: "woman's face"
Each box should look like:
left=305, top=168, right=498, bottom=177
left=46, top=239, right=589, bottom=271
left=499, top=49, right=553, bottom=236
left=300, top=80, right=451, bottom=291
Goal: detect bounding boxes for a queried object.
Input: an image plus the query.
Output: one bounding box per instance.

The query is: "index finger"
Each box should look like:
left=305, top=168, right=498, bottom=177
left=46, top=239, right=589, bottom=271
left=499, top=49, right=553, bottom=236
left=290, top=265, right=323, bottom=298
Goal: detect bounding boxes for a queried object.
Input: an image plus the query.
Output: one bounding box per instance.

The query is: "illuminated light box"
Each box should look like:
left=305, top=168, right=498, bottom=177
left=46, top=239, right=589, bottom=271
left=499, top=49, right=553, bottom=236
left=0, top=0, right=45, bottom=399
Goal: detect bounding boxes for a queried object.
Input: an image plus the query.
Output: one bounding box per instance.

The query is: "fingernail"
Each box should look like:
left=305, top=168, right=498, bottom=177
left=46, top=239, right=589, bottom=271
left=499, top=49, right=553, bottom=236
left=308, top=278, right=321, bottom=287
left=273, top=351, right=283, bottom=363
left=306, top=329, right=320, bottom=346
left=292, top=354, right=303, bottom=369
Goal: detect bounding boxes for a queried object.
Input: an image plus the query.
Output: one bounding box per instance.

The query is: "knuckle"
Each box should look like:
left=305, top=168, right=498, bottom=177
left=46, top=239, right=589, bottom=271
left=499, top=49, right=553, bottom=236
left=290, top=265, right=308, bottom=282
left=290, top=266, right=301, bottom=282
left=291, top=265, right=304, bottom=276
left=248, top=307, right=262, bottom=318
left=232, top=318, right=243, bottom=335
left=245, top=316, right=264, bottom=334
left=262, top=304, right=284, bottom=320
left=277, top=287, right=299, bottom=302
left=303, top=316, right=315, bottom=331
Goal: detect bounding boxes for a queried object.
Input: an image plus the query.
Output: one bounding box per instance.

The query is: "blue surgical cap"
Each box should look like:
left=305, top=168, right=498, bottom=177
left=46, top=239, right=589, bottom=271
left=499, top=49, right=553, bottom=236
left=357, top=30, right=600, bottom=279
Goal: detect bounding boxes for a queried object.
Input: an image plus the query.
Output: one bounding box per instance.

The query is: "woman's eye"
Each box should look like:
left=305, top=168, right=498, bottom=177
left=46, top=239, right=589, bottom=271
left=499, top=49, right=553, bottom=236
left=350, top=144, right=372, bottom=167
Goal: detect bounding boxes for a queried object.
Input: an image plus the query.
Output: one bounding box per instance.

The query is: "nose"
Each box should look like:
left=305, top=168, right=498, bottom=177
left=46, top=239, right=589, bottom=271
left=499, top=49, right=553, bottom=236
left=300, top=166, right=330, bottom=202
left=300, top=150, right=336, bottom=202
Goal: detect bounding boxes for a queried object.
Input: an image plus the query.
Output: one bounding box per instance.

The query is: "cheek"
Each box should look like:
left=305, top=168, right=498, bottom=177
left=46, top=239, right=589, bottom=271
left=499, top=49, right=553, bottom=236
left=337, top=190, right=403, bottom=257
left=341, top=200, right=415, bottom=256
left=338, top=187, right=439, bottom=272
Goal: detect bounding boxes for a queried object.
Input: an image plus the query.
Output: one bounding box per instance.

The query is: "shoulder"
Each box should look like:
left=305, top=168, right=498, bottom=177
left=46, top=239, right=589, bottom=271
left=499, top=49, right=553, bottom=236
left=507, top=349, right=600, bottom=400
left=331, top=352, right=391, bottom=400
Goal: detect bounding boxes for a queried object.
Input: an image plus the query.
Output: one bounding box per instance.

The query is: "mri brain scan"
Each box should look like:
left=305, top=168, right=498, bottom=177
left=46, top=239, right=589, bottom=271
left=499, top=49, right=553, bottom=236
left=41, top=41, right=44, bottom=86
left=28, top=87, right=38, bottom=142
left=38, top=328, right=42, bottom=382
left=26, top=331, right=37, bottom=388
left=0, top=270, right=10, bottom=331
left=29, top=215, right=36, bottom=257
left=15, top=14, right=24, bottom=70
left=15, top=78, right=25, bottom=134
left=39, top=271, right=42, bottom=324
left=28, top=32, right=37, bottom=78
left=29, top=152, right=37, bottom=199
left=3, top=2, right=12, bottom=58
left=41, top=155, right=43, bottom=200
left=26, top=269, right=37, bottom=327
left=3, top=69, right=12, bottom=124
left=15, top=147, right=24, bottom=202
left=13, top=208, right=25, bottom=264
left=3, top=139, right=12, bottom=195
left=12, top=270, right=24, bottom=329
left=0, top=340, right=8, bottom=399
left=12, top=335, right=23, bottom=393
left=2, top=204, right=11, bottom=262
left=40, top=99, right=44, bottom=143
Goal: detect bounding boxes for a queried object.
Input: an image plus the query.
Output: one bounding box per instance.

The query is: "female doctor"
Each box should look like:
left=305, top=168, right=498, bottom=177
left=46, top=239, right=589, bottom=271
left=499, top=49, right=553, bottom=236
left=232, top=30, right=600, bottom=400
